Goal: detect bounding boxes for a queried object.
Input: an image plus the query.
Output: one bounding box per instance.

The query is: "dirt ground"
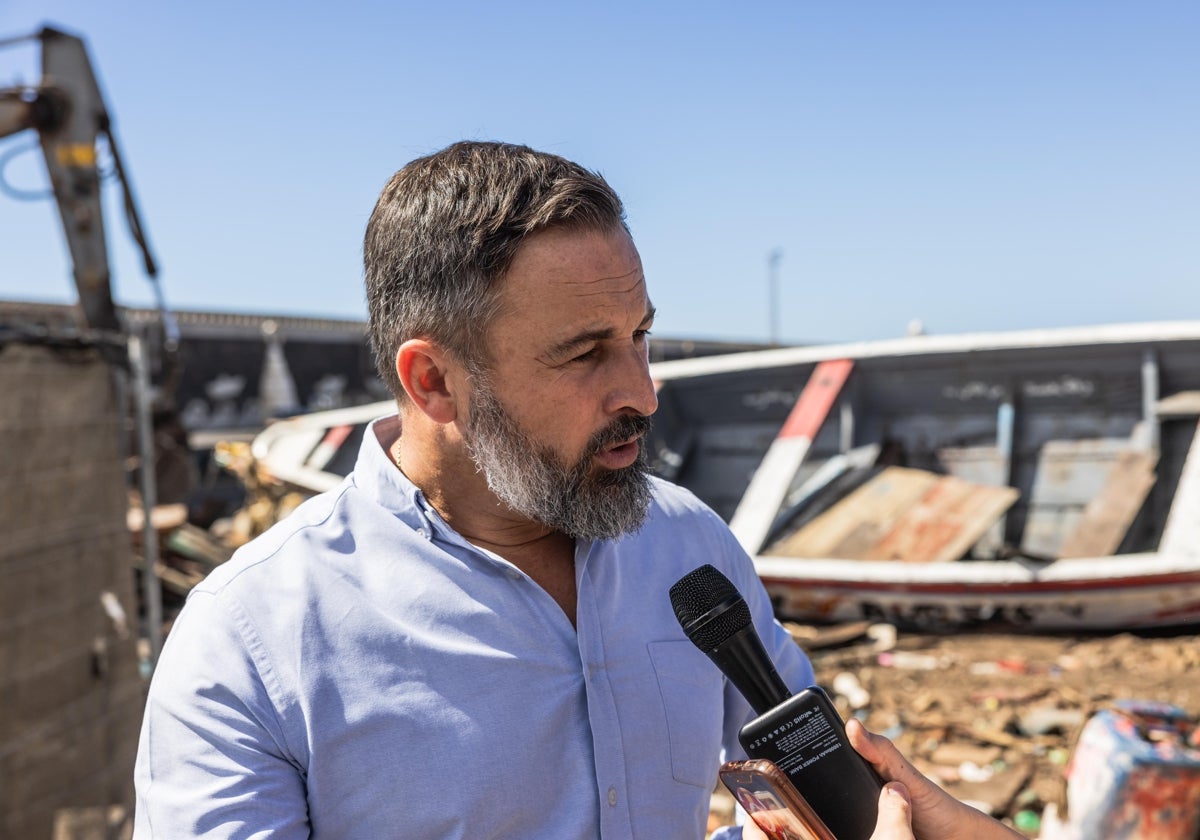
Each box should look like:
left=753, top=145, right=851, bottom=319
left=708, top=623, right=1200, bottom=838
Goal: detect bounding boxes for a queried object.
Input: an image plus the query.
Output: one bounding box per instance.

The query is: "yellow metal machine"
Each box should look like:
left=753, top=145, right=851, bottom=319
left=0, top=24, right=163, bottom=334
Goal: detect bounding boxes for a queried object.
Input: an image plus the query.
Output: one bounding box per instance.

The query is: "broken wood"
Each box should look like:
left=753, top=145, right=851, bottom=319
left=770, top=467, right=938, bottom=558
left=768, top=467, right=1017, bottom=562
left=865, top=475, right=1018, bottom=563
left=1057, top=450, right=1158, bottom=559
left=1156, top=390, right=1200, bottom=418
left=124, top=502, right=187, bottom=535
left=164, top=522, right=234, bottom=568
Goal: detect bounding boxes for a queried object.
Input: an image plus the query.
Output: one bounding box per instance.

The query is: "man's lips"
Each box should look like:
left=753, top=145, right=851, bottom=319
left=594, top=436, right=642, bottom=470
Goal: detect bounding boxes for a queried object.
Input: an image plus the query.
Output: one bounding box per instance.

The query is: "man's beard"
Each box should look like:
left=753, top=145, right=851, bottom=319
left=462, top=380, right=653, bottom=540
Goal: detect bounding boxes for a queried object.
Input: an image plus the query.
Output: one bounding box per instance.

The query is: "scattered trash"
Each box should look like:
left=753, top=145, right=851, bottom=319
left=832, top=671, right=871, bottom=710
left=99, top=591, right=130, bottom=639
left=1057, top=701, right=1200, bottom=840
left=959, top=761, right=996, bottom=783
left=876, top=650, right=942, bottom=670
left=797, top=628, right=1200, bottom=837
left=785, top=619, right=873, bottom=650
left=1016, top=706, right=1086, bottom=737
left=1014, top=809, right=1042, bottom=833
left=866, top=622, right=898, bottom=652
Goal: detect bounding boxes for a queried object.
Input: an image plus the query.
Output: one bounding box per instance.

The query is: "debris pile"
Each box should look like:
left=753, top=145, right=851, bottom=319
left=127, top=441, right=312, bottom=622
left=710, top=622, right=1200, bottom=838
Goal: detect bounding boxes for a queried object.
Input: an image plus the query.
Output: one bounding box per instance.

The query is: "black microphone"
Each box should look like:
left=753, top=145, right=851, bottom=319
left=669, top=563, right=884, bottom=840
left=668, top=563, right=791, bottom=716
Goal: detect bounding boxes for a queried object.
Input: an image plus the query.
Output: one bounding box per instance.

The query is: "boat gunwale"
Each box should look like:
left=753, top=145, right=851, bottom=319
left=650, top=320, right=1200, bottom=382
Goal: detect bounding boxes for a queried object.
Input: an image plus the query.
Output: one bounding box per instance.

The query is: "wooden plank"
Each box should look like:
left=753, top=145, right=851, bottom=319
left=1156, top=390, right=1200, bottom=418
left=1057, top=450, right=1158, bottom=558
left=1020, top=438, right=1130, bottom=558
left=770, top=467, right=939, bottom=558
left=937, top=442, right=1010, bottom=558
left=865, top=475, right=1019, bottom=563
left=730, top=359, right=854, bottom=553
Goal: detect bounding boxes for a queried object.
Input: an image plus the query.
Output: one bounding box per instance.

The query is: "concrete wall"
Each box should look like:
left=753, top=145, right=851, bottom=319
left=0, top=338, right=144, bottom=839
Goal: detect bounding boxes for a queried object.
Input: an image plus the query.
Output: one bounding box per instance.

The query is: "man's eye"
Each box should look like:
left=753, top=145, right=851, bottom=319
left=634, top=329, right=652, bottom=342
left=570, top=347, right=598, bottom=363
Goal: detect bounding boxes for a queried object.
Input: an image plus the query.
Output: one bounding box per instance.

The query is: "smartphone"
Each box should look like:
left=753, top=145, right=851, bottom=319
left=719, top=758, right=837, bottom=840
left=739, top=685, right=883, bottom=840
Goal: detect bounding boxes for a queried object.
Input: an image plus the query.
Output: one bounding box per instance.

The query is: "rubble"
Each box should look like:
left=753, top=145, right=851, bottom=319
left=709, top=623, right=1200, bottom=837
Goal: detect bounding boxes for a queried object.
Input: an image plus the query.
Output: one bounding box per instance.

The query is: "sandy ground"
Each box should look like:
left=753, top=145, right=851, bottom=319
left=708, top=624, right=1200, bottom=837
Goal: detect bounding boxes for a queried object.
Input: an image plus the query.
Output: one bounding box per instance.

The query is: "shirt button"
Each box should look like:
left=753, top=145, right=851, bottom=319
left=607, top=787, right=618, bottom=807
left=506, top=568, right=522, bottom=581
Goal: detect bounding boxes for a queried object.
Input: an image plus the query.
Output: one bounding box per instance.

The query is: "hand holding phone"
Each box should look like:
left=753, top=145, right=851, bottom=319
left=719, top=758, right=836, bottom=840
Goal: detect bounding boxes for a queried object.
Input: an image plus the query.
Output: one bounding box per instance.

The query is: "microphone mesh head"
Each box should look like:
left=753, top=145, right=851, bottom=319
left=669, top=564, right=753, bottom=651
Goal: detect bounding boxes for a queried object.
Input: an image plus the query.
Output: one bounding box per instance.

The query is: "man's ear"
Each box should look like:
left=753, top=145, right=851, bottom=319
left=395, top=338, right=458, bottom=424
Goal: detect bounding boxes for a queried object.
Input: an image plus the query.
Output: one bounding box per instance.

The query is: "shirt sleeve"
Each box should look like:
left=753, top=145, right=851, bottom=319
left=134, top=590, right=310, bottom=839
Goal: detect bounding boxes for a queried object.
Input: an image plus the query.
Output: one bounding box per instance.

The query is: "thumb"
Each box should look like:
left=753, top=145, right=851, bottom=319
left=869, top=782, right=914, bottom=840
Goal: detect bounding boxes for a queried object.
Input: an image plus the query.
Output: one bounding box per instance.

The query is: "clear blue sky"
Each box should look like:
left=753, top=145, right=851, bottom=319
left=1, top=1, right=1196, bottom=344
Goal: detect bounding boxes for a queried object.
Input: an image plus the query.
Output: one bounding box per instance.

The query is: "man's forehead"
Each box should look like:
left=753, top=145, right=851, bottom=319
left=497, top=227, right=647, bottom=305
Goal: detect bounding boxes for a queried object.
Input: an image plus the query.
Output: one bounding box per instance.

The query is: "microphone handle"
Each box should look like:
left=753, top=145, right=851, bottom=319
left=704, top=624, right=792, bottom=715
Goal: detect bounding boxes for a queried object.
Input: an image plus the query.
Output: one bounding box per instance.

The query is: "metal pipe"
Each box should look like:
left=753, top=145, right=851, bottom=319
left=129, top=334, right=164, bottom=667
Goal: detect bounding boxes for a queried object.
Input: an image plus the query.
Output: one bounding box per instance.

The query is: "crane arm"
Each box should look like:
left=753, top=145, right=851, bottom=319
left=0, top=25, right=160, bottom=334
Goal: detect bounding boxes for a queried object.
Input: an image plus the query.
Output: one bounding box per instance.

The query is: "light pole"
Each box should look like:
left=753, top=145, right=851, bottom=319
left=768, top=248, right=783, bottom=345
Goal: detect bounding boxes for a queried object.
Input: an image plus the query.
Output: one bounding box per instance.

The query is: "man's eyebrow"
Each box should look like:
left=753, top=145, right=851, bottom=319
left=546, top=306, right=657, bottom=359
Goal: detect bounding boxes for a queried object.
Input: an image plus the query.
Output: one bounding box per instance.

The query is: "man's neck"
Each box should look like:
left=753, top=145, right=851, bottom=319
left=389, top=414, right=579, bottom=625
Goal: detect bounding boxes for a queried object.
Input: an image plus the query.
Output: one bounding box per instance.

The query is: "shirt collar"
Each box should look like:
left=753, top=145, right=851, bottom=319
left=354, top=414, right=435, bottom=538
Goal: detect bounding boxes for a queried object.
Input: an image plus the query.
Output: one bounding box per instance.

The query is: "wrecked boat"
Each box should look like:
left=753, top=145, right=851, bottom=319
left=650, top=320, right=1200, bottom=631
left=250, top=320, right=1200, bottom=632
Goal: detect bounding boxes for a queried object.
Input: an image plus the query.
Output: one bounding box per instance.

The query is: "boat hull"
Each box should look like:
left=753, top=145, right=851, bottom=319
left=757, top=555, right=1200, bottom=631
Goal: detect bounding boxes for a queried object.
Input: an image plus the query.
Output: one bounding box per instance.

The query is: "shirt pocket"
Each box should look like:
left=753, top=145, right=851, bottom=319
left=647, top=639, right=726, bottom=788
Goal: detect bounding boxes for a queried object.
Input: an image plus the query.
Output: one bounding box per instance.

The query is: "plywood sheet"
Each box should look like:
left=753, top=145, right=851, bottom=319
left=769, top=466, right=1018, bottom=562
left=1056, top=450, right=1158, bottom=559
left=1020, top=438, right=1130, bottom=558
left=865, top=475, right=1019, bottom=563
left=770, top=467, right=939, bottom=558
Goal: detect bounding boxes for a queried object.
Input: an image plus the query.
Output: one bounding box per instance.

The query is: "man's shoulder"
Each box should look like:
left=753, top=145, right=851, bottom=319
left=639, top=476, right=738, bottom=550
left=193, top=478, right=381, bottom=598
left=646, top=475, right=718, bottom=519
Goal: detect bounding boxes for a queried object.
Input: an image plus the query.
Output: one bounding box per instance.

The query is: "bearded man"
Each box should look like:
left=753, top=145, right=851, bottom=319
left=132, top=141, right=815, bottom=839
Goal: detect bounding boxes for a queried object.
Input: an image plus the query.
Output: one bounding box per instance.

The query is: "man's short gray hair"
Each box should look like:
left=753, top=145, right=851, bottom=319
left=363, top=141, right=628, bottom=400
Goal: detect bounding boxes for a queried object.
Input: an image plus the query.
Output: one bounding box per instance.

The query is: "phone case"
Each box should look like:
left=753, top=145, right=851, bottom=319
left=719, top=758, right=838, bottom=840
left=739, top=686, right=883, bottom=840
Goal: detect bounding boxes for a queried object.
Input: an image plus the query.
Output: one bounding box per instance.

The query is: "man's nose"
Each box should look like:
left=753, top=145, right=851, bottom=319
left=606, top=342, right=659, bottom=418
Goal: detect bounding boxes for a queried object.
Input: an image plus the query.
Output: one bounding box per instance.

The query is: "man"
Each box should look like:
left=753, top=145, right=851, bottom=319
left=133, top=141, right=814, bottom=838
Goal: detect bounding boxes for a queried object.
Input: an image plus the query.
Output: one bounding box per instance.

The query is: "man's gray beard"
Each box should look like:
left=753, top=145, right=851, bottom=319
left=463, top=381, right=652, bottom=540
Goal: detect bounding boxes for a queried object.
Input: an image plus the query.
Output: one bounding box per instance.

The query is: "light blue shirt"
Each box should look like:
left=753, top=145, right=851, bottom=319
left=134, top=416, right=814, bottom=839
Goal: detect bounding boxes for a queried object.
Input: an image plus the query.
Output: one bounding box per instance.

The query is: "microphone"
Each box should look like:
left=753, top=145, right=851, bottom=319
left=669, top=563, right=884, bottom=840
left=668, top=563, right=791, bottom=716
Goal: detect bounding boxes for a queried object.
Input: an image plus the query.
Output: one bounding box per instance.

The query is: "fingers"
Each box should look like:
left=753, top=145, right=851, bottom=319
left=846, top=718, right=894, bottom=774
left=869, top=783, right=914, bottom=840
left=846, top=718, right=920, bottom=787
left=741, top=814, right=770, bottom=840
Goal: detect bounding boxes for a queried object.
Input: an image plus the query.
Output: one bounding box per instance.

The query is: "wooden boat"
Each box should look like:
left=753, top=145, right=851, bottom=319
left=649, top=321, right=1200, bottom=631
left=251, top=321, right=1200, bottom=631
